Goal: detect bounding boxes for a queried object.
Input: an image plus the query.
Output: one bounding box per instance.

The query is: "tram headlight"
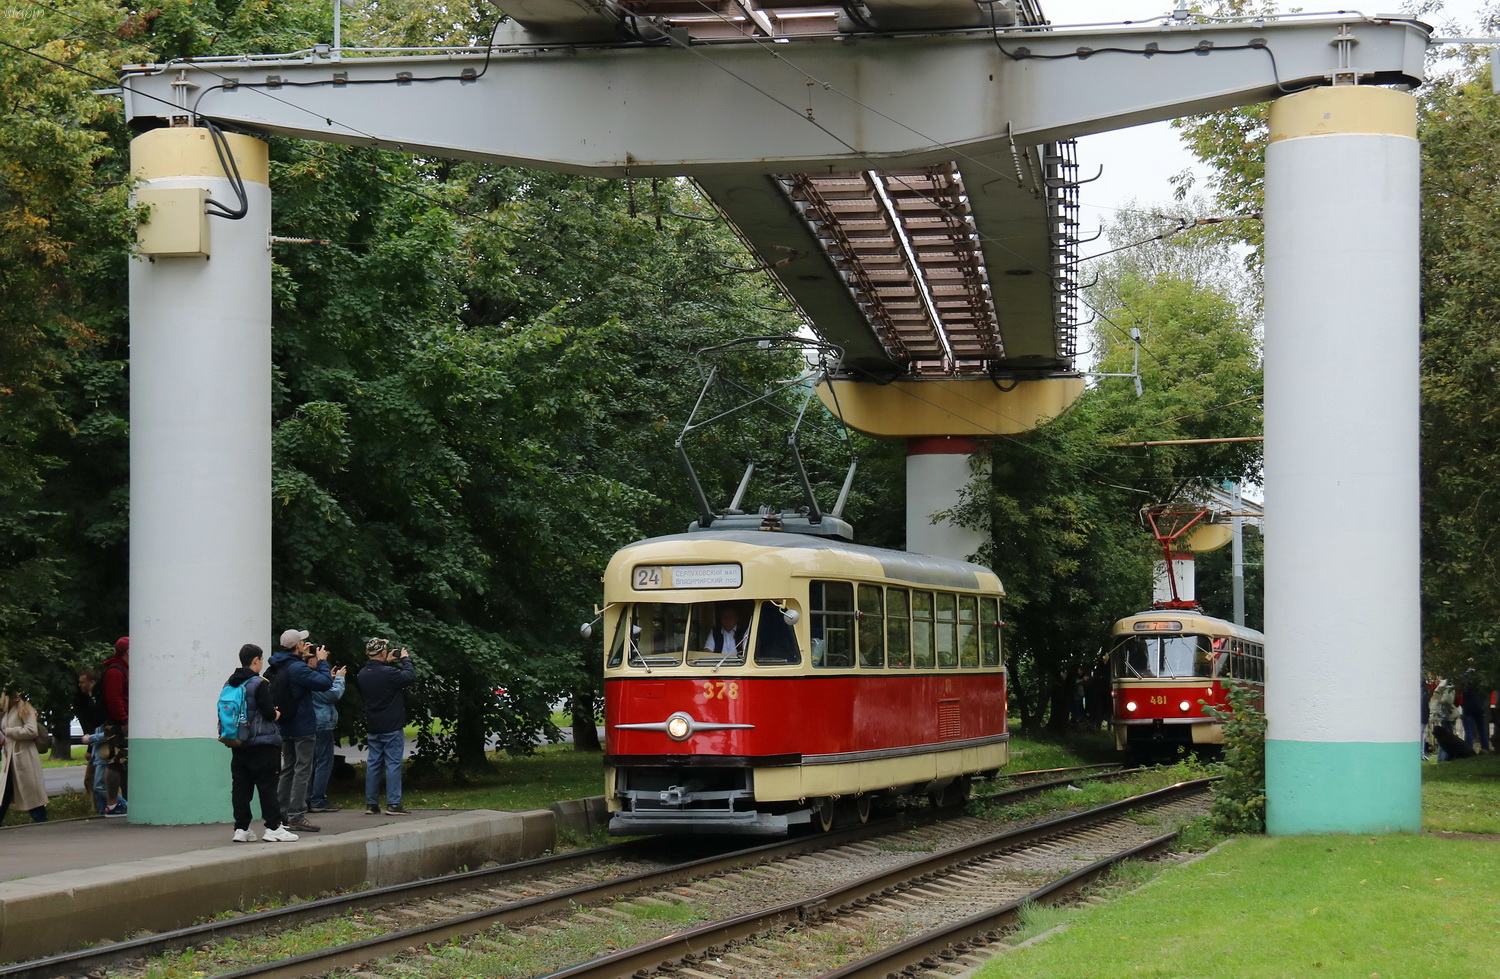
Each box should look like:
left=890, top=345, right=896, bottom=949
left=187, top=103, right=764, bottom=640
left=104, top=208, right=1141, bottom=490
left=1125, top=701, right=1138, bottom=712
left=1179, top=701, right=1192, bottom=712
left=666, top=713, right=692, bottom=741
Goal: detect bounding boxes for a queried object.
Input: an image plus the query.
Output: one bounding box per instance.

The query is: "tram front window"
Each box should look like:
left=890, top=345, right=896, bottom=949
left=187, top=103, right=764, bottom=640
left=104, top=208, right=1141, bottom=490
left=1112, top=635, right=1214, bottom=678
left=607, top=601, right=768, bottom=668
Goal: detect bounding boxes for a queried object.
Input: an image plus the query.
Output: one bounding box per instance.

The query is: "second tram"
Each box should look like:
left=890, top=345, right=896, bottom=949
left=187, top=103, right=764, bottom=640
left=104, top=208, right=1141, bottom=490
left=600, top=530, right=1008, bottom=835
left=1106, top=608, right=1264, bottom=759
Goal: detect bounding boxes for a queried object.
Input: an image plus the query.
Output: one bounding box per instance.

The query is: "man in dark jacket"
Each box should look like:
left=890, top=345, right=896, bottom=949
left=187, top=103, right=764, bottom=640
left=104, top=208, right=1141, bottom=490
left=269, top=629, right=333, bottom=832
left=225, top=644, right=298, bottom=842
left=357, top=638, right=416, bottom=815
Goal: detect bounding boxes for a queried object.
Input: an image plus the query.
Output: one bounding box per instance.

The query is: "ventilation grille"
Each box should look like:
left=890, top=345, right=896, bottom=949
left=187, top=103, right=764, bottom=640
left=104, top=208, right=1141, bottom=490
left=938, top=699, right=961, bottom=740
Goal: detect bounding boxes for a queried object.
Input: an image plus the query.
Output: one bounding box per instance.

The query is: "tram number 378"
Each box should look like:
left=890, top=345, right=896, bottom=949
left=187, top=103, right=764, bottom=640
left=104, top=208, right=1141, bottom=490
left=701, top=681, right=739, bottom=700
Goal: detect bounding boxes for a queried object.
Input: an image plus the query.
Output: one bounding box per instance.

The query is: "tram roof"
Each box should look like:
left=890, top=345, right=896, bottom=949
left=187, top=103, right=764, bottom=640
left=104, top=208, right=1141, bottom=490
left=608, top=530, right=1001, bottom=593
left=1112, top=608, right=1265, bottom=643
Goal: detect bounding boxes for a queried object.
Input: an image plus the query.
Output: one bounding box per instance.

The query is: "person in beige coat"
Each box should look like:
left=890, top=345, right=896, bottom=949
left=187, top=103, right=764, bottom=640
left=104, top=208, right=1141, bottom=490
left=0, top=692, right=49, bottom=823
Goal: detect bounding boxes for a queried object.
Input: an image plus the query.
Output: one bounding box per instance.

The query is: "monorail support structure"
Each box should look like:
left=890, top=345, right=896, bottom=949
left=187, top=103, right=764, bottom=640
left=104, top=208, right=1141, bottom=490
left=119, top=15, right=1430, bottom=828
left=1262, top=85, right=1421, bottom=834
left=128, top=128, right=273, bottom=823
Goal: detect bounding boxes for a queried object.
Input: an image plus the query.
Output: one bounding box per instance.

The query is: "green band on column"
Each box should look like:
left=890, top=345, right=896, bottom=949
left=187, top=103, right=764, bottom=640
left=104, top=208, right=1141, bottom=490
left=1266, top=739, right=1421, bottom=835
left=128, top=737, right=235, bottom=824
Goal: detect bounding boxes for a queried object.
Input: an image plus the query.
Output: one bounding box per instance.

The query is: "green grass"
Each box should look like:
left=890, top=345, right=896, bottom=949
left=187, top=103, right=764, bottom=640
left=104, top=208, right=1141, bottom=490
left=1420, top=751, right=1500, bottom=834
left=333, top=744, right=604, bottom=812
left=979, top=834, right=1500, bottom=978
left=971, top=752, right=1500, bottom=978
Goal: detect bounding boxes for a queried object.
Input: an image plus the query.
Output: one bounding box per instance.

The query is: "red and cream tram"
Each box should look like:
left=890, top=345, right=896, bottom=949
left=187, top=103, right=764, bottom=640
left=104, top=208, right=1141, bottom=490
left=1107, top=609, right=1264, bottom=759
left=599, top=530, right=1008, bottom=835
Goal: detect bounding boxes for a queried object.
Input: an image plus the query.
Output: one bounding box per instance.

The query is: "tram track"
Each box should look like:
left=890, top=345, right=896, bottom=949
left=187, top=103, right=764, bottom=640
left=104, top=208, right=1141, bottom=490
left=539, top=778, right=1211, bottom=979
left=1, top=765, right=1137, bottom=979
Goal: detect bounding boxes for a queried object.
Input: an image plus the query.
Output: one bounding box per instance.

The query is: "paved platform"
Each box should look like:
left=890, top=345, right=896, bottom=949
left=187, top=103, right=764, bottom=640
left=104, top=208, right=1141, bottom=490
left=0, top=807, right=555, bottom=963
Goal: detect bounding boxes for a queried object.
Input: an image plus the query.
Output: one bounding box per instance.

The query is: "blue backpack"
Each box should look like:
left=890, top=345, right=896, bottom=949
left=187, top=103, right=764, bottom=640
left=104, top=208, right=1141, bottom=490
left=216, top=682, right=249, bottom=746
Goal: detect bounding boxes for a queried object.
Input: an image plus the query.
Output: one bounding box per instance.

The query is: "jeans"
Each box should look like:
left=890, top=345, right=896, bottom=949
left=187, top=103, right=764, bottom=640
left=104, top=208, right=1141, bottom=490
left=308, top=729, right=336, bottom=808
left=90, top=734, right=107, bottom=813
left=277, top=735, right=316, bottom=818
left=232, top=743, right=284, bottom=831
left=366, top=730, right=404, bottom=807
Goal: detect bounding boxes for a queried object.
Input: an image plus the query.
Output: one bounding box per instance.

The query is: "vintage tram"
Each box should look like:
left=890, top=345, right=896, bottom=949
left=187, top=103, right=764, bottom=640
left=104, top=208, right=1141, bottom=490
left=1106, top=608, right=1265, bottom=759
left=599, top=530, right=1008, bottom=835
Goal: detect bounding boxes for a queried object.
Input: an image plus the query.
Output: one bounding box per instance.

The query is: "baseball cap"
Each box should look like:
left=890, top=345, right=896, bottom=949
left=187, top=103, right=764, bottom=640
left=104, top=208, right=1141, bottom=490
left=280, top=628, right=310, bottom=650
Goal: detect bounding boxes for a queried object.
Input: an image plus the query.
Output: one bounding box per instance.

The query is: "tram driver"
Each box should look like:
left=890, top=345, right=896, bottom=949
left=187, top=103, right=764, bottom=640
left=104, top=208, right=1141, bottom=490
left=703, top=603, right=749, bottom=660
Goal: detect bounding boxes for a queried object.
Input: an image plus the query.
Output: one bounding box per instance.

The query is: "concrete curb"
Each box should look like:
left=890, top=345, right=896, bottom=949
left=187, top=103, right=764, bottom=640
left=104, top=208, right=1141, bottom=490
left=549, top=796, right=608, bottom=836
left=0, top=809, right=554, bottom=962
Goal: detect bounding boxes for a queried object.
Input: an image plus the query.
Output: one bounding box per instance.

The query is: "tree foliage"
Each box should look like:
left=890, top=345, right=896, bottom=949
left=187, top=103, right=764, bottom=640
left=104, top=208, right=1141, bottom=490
left=0, top=0, right=841, bottom=770
left=959, top=272, right=1262, bottom=728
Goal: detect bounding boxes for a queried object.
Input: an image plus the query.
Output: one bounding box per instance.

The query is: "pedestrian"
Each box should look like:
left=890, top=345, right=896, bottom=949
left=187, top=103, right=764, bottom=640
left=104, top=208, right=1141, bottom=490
left=97, top=637, right=130, bottom=817
left=269, top=629, right=333, bottom=833
left=0, top=691, right=49, bottom=824
left=224, top=644, right=299, bottom=842
left=307, top=661, right=348, bottom=814
left=1428, top=675, right=1458, bottom=761
left=358, top=638, right=416, bottom=815
left=74, top=668, right=108, bottom=813
left=1460, top=664, right=1490, bottom=754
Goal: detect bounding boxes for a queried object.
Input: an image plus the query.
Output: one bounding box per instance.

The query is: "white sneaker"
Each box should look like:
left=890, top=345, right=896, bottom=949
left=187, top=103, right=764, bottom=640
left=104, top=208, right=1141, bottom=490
left=232, top=829, right=257, bottom=843
left=262, top=826, right=300, bottom=842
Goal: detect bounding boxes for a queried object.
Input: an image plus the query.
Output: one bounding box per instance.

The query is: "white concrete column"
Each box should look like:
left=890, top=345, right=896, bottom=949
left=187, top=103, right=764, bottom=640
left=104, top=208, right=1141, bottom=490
left=1262, top=86, right=1421, bottom=834
left=128, top=127, right=272, bottom=824
left=906, top=436, right=987, bottom=561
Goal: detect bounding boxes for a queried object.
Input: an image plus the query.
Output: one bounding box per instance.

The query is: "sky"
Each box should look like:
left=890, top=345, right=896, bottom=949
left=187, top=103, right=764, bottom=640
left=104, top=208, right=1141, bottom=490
left=1039, top=1, right=1497, bottom=226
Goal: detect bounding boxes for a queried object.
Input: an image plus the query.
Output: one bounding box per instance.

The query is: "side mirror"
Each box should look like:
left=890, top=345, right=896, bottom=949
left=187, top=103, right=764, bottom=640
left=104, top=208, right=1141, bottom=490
left=782, top=608, right=800, bottom=626
left=579, top=622, right=593, bottom=640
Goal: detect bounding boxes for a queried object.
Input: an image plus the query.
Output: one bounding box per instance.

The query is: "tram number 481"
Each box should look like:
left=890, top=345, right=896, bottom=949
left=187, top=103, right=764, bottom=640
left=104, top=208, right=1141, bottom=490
left=1149, top=695, right=1168, bottom=705
left=702, top=681, right=739, bottom=700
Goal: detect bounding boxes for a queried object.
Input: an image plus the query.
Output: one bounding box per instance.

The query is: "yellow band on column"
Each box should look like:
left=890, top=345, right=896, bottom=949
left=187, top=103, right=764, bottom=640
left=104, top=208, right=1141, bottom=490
left=1268, top=86, right=1416, bottom=143
left=130, top=127, right=269, bottom=185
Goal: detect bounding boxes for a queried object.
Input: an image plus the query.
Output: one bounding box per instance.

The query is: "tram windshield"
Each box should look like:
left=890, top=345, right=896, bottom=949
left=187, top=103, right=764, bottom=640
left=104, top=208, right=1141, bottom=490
left=607, top=600, right=801, bottom=669
left=1111, top=634, right=1215, bottom=679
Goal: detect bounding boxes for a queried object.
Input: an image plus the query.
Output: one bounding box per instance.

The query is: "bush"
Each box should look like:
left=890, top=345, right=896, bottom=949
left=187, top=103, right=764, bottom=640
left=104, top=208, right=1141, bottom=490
left=1205, top=680, right=1266, bottom=834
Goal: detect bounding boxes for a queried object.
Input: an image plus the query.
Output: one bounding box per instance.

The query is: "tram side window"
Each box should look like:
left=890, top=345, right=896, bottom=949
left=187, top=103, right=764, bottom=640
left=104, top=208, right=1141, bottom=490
left=887, top=588, right=912, bottom=668
left=811, top=580, right=856, bottom=669
left=1248, top=643, right=1265, bottom=682
left=935, top=592, right=958, bottom=668
left=958, top=595, right=979, bottom=668
left=858, top=584, right=885, bottom=668
left=912, top=591, right=935, bottom=669
left=980, top=597, right=1000, bottom=668
left=754, top=600, right=802, bottom=666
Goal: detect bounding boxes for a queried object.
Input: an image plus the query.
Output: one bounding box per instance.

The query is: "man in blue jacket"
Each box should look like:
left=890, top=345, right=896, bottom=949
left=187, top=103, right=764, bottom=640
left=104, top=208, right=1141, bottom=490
left=307, top=662, right=347, bottom=813
left=270, top=629, right=334, bottom=833
left=358, top=637, right=416, bottom=815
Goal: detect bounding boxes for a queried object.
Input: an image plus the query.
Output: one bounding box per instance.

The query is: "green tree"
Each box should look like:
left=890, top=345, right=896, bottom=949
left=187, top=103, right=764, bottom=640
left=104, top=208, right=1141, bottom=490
left=961, top=273, right=1262, bottom=728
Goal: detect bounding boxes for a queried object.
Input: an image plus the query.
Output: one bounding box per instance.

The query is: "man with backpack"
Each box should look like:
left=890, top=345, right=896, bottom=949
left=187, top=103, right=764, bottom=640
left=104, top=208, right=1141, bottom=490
left=221, top=644, right=297, bottom=842
left=268, top=629, right=333, bottom=833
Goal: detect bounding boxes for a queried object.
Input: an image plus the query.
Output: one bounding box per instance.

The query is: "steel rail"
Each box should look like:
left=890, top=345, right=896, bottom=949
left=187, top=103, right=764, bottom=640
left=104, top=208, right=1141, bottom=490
left=814, top=830, right=1182, bottom=979
left=0, top=769, right=1131, bottom=979
left=0, top=838, right=661, bottom=979
left=539, top=777, right=1213, bottom=979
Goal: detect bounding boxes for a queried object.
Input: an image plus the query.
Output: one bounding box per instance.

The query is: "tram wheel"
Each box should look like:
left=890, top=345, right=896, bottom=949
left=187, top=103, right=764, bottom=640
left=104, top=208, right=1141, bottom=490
left=815, top=797, right=836, bottom=832
left=855, top=795, right=872, bottom=824
left=927, top=783, right=949, bottom=808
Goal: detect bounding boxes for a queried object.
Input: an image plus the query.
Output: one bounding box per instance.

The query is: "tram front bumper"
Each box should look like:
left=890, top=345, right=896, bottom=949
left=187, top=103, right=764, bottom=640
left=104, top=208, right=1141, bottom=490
left=609, top=807, right=805, bottom=836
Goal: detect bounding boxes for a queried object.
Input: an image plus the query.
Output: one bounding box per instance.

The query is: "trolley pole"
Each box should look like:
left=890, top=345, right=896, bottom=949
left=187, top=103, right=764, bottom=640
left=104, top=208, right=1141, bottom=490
left=1231, top=481, right=1246, bottom=628
left=1262, top=86, right=1421, bottom=834
left=128, top=127, right=272, bottom=823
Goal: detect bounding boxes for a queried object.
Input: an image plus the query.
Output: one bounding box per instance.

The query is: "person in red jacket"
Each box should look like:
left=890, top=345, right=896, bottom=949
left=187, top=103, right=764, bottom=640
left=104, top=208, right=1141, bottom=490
left=98, top=637, right=130, bottom=817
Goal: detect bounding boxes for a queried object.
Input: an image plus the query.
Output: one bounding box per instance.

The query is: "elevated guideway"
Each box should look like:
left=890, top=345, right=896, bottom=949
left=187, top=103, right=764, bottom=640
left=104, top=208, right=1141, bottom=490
left=120, top=9, right=1428, bottom=380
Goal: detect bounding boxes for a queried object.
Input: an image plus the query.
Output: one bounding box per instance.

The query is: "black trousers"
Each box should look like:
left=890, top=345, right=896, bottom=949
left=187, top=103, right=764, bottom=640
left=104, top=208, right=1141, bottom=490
left=231, top=743, right=284, bottom=831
